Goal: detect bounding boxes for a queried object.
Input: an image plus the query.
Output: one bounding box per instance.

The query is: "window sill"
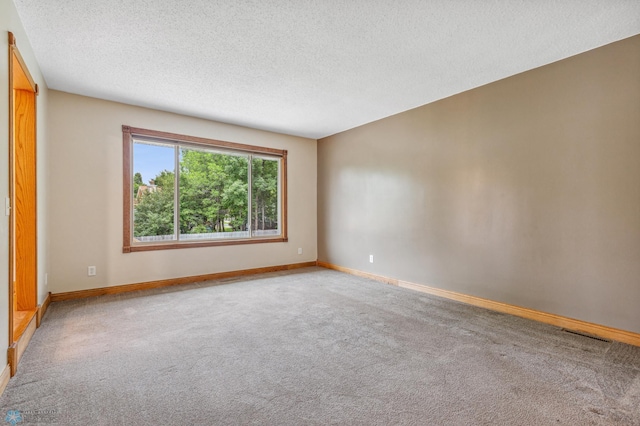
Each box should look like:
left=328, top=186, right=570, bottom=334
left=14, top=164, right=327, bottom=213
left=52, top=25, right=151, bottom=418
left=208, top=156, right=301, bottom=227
left=123, top=237, right=288, bottom=253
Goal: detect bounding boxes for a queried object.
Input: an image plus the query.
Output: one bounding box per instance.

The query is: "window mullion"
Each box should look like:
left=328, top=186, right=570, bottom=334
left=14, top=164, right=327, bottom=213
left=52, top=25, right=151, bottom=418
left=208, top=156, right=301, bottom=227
left=247, top=154, right=252, bottom=238
left=174, top=145, right=180, bottom=241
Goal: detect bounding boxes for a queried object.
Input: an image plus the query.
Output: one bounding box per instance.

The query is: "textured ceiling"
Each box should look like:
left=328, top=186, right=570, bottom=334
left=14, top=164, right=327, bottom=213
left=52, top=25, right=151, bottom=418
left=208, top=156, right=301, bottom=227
left=13, top=1, right=640, bottom=139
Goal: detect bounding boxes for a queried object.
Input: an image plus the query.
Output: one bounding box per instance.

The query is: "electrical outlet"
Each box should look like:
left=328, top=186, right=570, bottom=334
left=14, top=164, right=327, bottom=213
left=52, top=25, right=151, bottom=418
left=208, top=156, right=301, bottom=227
left=298, top=247, right=303, bottom=255
left=88, top=266, right=96, bottom=276
left=369, top=255, right=374, bottom=263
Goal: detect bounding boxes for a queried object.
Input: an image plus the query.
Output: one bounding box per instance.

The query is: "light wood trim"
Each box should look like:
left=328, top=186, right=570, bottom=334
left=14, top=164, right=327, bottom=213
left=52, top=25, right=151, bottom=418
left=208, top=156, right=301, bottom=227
left=12, top=53, right=33, bottom=91
left=318, top=262, right=640, bottom=347
left=7, top=314, right=36, bottom=377
left=36, top=292, right=51, bottom=328
left=122, top=125, right=288, bottom=252
left=0, top=364, right=10, bottom=397
left=51, top=261, right=318, bottom=302
left=8, top=33, right=36, bottom=92
left=15, top=314, right=35, bottom=363
left=12, top=309, right=36, bottom=340
left=8, top=31, right=15, bottom=343
left=13, top=89, right=37, bottom=312
left=398, top=280, right=640, bottom=347
left=7, top=349, right=15, bottom=377
left=8, top=32, right=39, bottom=345
left=316, top=261, right=399, bottom=286
left=128, top=237, right=288, bottom=252
left=125, top=126, right=286, bottom=156
left=122, top=126, right=132, bottom=253
left=281, top=151, right=288, bottom=240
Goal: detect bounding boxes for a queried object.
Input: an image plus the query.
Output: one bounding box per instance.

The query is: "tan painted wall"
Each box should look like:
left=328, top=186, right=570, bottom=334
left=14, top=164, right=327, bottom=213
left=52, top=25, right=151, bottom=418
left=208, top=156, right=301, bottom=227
left=47, top=91, right=317, bottom=293
left=1, top=0, right=49, bottom=366
left=318, top=35, right=640, bottom=333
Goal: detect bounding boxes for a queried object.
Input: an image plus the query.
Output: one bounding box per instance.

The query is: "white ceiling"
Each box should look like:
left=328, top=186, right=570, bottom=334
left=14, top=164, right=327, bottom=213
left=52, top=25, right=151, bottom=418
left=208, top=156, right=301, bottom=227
left=13, top=1, right=640, bottom=139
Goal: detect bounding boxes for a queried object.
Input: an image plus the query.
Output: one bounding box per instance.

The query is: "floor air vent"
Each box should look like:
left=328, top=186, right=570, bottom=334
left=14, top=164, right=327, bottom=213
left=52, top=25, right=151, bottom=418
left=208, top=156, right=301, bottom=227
left=562, top=329, right=611, bottom=343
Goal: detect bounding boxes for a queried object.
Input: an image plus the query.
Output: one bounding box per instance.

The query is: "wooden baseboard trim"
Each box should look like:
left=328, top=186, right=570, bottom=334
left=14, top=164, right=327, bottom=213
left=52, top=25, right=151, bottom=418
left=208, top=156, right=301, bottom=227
left=0, top=364, right=10, bottom=397
left=8, top=314, right=37, bottom=377
left=36, top=292, right=52, bottom=327
left=317, top=261, right=398, bottom=286
left=318, top=261, right=640, bottom=347
left=51, top=261, right=318, bottom=302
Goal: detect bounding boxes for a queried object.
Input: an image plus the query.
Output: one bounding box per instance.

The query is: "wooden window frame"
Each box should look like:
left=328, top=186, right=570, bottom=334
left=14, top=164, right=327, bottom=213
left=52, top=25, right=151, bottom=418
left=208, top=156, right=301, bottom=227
left=122, top=126, right=288, bottom=253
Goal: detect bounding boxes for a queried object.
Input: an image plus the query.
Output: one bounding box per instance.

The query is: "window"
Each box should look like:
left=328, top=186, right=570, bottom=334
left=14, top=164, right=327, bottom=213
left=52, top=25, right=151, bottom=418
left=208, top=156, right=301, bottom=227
left=123, top=126, right=287, bottom=252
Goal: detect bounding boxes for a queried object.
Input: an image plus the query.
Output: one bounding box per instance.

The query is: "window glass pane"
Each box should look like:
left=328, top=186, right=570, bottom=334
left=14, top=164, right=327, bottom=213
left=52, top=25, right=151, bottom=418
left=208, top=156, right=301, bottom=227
left=133, top=141, right=176, bottom=241
left=179, top=147, right=249, bottom=240
left=125, top=126, right=286, bottom=251
left=251, top=156, right=279, bottom=237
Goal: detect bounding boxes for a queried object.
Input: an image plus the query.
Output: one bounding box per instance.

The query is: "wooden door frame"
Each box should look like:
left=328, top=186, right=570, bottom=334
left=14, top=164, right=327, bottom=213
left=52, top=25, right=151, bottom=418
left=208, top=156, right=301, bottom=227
left=7, top=32, right=38, bottom=347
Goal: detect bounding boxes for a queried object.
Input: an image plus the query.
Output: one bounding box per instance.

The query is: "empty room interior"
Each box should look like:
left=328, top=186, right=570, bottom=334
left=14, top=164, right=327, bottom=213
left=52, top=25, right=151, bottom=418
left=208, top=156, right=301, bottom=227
left=1, top=0, right=640, bottom=424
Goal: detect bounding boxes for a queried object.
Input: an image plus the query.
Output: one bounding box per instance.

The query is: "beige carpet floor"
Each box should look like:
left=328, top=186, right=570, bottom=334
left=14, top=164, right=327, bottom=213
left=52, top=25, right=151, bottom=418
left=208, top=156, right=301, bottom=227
left=1, top=267, right=639, bottom=425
